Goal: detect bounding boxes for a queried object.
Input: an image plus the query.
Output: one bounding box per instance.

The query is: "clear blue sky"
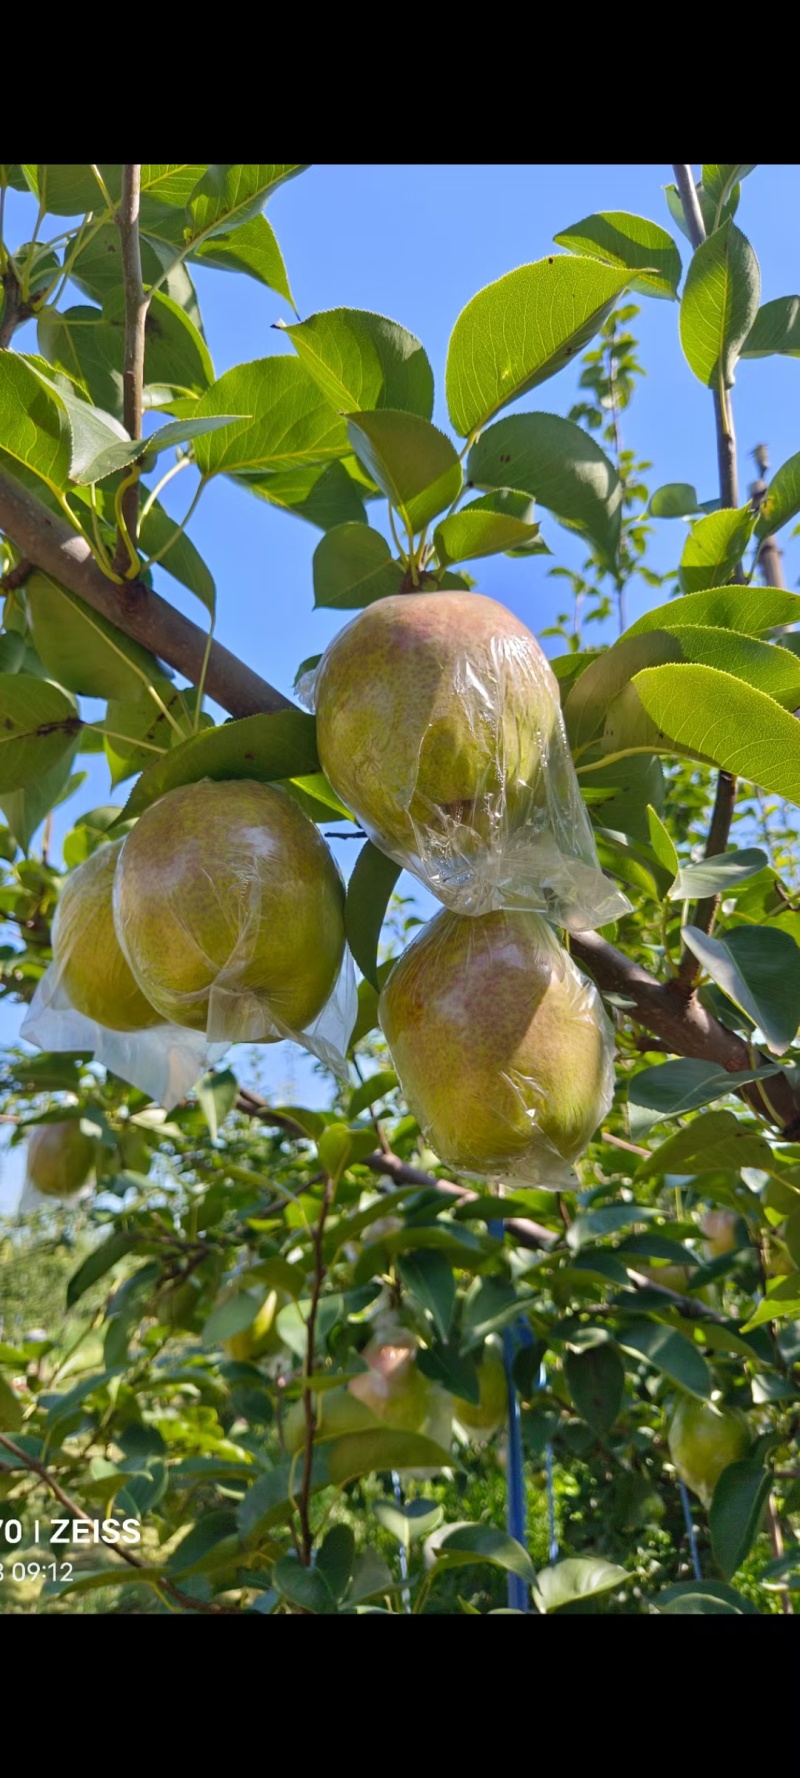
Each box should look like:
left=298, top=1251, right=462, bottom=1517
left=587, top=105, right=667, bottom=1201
left=2, top=163, right=799, bottom=1208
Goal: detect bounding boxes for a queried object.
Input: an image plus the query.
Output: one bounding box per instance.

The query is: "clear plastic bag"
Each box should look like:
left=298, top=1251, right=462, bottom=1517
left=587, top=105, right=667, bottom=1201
left=308, top=591, right=630, bottom=930
left=379, top=907, right=616, bottom=1190
left=112, top=779, right=356, bottom=1080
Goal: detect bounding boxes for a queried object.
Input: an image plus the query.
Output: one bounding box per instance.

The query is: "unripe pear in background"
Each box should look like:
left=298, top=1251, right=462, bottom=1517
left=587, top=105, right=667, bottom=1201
left=315, top=591, right=562, bottom=862
left=283, top=1385, right=382, bottom=1454
left=52, top=840, right=161, bottom=1032
left=453, top=1339, right=508, bottom=1440
left=635, top=1263, right=690, bottom=1293
left=701, top=1209, right=740, bottom=1258
left=347, top=1330, right=453, bottom=1470
left=26, top=1120, right=96, bottom=1200
left=113, top=780, right=345, bottom=1036
left=223, top=1289, right=288, bottom=1361
left=379, top=908, right=615, bottom=1181
left=667, top=1395, right=751, bottom=1507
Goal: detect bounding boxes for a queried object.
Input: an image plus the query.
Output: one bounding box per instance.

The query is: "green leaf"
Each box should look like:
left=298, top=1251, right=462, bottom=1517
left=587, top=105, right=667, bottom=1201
left=100, top=679, right=200, bottom=784
left=0, top=351, right=70, bottom=496
left=754, top=451, right=800, bottom=540
left=679, top=506, right=755, bottom=594
left=417, top=1343, right=481, bottom=1404
left=0, top=1373, right=23, bottom=1432
left=37, top=164, right=121, bottom=215
left=709, top=1460, right=771, bottom=1579
left=186, top=164, right=307, bottom=244
left=196, top=1068, right=239, bottom=1140
left=741, top=296, right=800, bottom=359
left=564, top=1344, right=624, bottom=1434
left=665, top=180, right=741, bottom=244
left=70, top=223, right=203, bottom=327
left=345, top=841, right=402, bottom=989
left=312, top=523, right=403, bottom=610
left=670, top=847, right=768, bottom=900
left=202, top=1292, right=263, bottom=1347
left=325, top=1428, right=454, bottom=1485
left=396, top=1251, right=455, bottom=1341
left=554, top=211, right=681, bottom=299
left=655, top=1579, right=756, bottom=1614
left=467, top=412, right=622, bottom=564
left=74, top=415, right=243, bottom=487
left=701, top=165, right=756, bottom=208
left=0, top=675, right=79, bottom=792
left=121, top=712, right=319, bottom=818
left=317, top=1123, right=377, bottom=1185
left=346, top=410, right=461, bottom=533
left=636, top=1109, right=776, bottom=1178
left=626, top=584, right=800, bottom=639
left=679, top=221, right=760, bottom=388
left=532, top=1556, right=630, bottom=1613
left=614, top=1319, right=712, bottom=1399
left=372, top=1497, right=443, bottom=1548
left=740, top=1272, right=800, bottom=1332
left=316, top=1524, right=355, bottom=1601
left=580, top=754, right=665, bottom=843
left=681, top=923, right=800, bottom=1054
left=446, top=256, right=632, bottom=436
left=628, top=1058, right=781, bottom=1138
left=273, top=1553, right=337, bottom=1614
left=240, top=459, right=368, bottom=532
left=631, top=662, right=800, bottom=800
left=436, top=1522, right=536, bottom=1584
left=573, top=627, right=800, bottom=753
left=283, top=308, right=434, bottom=419
left=192, top=358, right=348, bottom=477
left=191, top=214, right=294, bottom=305
left=66, top=1231, right=137, bottom=1308
left=434, top=490, right=542, bottom=564
left=649, top=482, right=707, bottom=518
left=1, top=744, right=82, bottom=855
left=348, top=1070, right=398, bottom=1119
left=646, top=803, right=679, bottom=878
left=138, top=499, right=216, bottom=616
left=25, top=571, right=163, bottom=699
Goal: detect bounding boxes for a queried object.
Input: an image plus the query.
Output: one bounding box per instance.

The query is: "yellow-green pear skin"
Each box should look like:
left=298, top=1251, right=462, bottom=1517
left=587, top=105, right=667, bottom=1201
left=223, top=1290, right=288, bottom=1361
left=701, top=1209, right=739, bottom=1258
left=667, top=1396, right=751, bottom=1508
left=52, top=841, right=162, bottom=1032
left=453, top=1341, right=508, bottom=1439
left=314, top=592, right=562, bottom=861
left=27, top=1120, right=95, bottom=1199
left=379, top=909, right=615, bottom=1182
left=113, top=780, right=345, bottom=1035
left=283, top=1386, right=380, bottom=1454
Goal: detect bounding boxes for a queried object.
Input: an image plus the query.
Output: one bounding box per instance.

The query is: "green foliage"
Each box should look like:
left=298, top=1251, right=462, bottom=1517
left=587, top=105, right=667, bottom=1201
left=0, top=160, right=799, bottom=1618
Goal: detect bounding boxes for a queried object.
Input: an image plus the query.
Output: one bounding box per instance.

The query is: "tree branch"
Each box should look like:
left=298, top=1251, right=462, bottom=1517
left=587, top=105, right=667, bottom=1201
left=113, top=165, right=146, bottom=576
left=0, top=264, right=36, bottom=351
left=0, top=470, right=293, bottom=717
left=571, top=927, right=800, bottom=1135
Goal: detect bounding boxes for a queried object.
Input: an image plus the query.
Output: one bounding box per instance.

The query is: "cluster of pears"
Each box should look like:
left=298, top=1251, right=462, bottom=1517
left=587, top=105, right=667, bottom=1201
left=51, top=781, right=346, bottom=1044
left=316, top=591, right=615, bottom=1180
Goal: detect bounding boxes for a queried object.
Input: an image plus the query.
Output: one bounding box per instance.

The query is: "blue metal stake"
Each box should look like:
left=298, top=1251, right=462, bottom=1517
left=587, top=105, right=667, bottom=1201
left=679, top=1478, right=702, bottom=1580
left=392, top=1469, right=411, bottom=1611
left=502, top=1323, right=529, bottom=1612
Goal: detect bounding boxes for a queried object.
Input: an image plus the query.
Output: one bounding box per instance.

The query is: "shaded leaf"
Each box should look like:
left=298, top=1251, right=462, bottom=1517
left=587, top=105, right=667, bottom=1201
left=467, top=411, right=622, bottom=564
left=0, top=675, right=79, bottom=792
left=681, top=923, right=800, bottom=1054
left=741, top=296, right=800, bottom=359
left=313, top=523, right=403, bottom=610
left=191, top=214, right=294, bottom=306
left=614, top=1319, right=712, bottom=1399
left=345, top=840, right=401, bottom=989
left=554, top=210, right=681, bottom=298
left=709, top=1460, right=771, bottom=1579
left=434, top=490, right=543, bottom=564
left=121, top=712, right=319, bottom=819
left=346, top=410, right=461, bottom=533
left=669, top=847, right=768, bottom=900
left=564, top=1343, right=624, bottom=1434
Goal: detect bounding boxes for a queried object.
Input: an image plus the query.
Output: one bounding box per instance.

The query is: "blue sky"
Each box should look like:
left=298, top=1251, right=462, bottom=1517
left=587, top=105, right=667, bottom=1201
left=2, top=162, right=799, bottom=1208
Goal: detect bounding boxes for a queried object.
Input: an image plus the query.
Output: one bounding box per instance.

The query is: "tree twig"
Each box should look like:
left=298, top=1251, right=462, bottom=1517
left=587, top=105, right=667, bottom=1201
left=298, top=1173, right=335, bottom=1564
left=113, top=166, right=146, bottom=576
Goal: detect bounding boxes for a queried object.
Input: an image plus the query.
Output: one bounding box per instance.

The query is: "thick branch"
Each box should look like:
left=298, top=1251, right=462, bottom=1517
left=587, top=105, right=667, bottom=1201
left=0, top=470, right=293, bottom=717
left=571, top=927, right=800, bottom=1135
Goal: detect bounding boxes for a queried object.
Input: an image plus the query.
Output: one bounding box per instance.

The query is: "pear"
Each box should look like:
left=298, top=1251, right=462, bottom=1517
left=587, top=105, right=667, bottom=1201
left=668, top=1395, right=751, bottom=1507
left=27, top=1120, right=96, bottom=1199
left=283, top=1386, right=382, bottom=1455
left=701, top=1209, right=740, bottom=1258
left=223, top=1289, right=288, bottom=1361
left=113, top=779, right=345, bottom=1035
left=314, top=591, right=565, bottom=869
left=52, top=841, right=161, bottom=1032
left=379, top=908, right=615, bottom=1181
left=452, top=1339, right=508, bottom=1440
